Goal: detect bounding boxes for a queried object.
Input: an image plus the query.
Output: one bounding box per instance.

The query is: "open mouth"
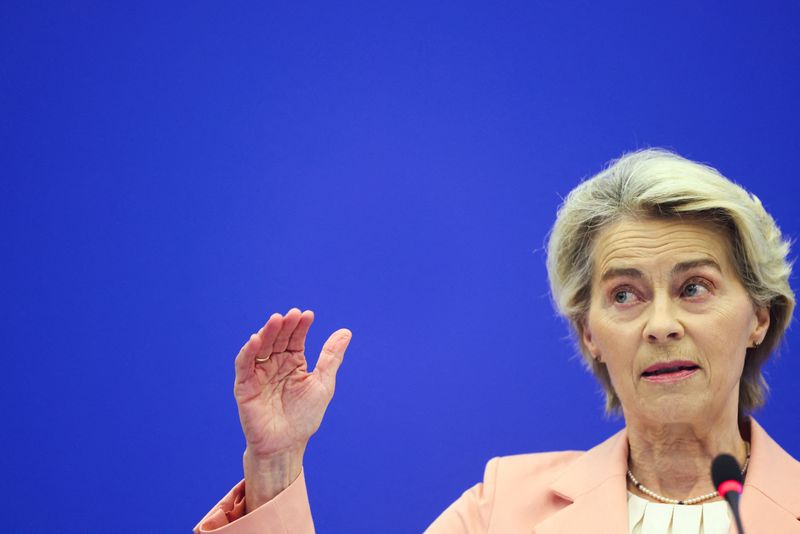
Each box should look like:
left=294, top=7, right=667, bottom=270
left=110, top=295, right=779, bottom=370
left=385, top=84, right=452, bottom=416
left=641, top=361, right=701, bottom=381
left=642, top=364, right=700, bottom=377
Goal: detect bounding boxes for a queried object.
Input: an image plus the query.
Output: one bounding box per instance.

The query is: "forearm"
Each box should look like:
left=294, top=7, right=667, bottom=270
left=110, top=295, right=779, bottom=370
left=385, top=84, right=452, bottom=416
left=243, top=446, right=306, bottom=513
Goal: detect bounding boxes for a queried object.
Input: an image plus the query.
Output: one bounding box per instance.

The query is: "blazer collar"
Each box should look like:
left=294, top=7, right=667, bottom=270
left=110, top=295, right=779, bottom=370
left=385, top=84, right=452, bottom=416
left=738, top=418, right=800, bottom=531
left=534, top=419, right=800, bottom=534
left=535, top=428, right=629, bottom=534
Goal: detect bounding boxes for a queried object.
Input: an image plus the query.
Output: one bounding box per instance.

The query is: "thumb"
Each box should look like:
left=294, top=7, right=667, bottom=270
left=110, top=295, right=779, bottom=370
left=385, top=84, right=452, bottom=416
left=314, top=328, right=352, bottom=391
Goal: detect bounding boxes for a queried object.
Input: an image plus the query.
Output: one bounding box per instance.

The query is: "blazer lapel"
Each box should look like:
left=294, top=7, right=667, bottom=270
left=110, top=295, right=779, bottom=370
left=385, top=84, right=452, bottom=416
left=735, top=419, right=800, bottom=533
left=535, top=429, right=629, bottom=534
left=533, top=419, right=800, bottom=533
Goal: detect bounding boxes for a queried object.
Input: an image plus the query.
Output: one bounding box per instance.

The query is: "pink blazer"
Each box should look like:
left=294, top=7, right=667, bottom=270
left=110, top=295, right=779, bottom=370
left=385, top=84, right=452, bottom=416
left=195, top=419, right=800, bottom=533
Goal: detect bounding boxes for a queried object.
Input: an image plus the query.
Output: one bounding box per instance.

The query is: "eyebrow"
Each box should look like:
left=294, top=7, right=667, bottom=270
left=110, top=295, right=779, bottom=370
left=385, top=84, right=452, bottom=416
left=600, top=259, right=723, bottom=282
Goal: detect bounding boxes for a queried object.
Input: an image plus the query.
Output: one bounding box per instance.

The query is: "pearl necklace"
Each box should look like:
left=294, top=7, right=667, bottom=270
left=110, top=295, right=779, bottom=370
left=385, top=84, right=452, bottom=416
left=626, top=443, right=750, bottom=505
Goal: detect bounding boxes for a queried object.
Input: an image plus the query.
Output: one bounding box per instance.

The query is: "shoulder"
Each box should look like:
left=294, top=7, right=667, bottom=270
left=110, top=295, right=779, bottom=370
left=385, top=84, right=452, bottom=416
left=477, top=450, right=585, bottom=518
left=485, top=450, right=585, bottom=485
left=748, top=419, right=800, bottom=518
left=474, top=430, right=630, bottom=527
left=424, top=450, right=588, bottom=533
left=430, top=432, right=629, bottom=532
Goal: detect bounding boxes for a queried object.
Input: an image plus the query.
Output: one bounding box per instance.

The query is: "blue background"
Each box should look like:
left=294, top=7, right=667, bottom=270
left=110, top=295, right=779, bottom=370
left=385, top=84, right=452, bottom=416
left=3, top=2, right=799, bottom=532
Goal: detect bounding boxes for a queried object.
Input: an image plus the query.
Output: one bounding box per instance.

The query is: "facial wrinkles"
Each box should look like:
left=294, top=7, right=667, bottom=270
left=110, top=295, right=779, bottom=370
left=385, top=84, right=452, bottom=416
left=583, top=218, right=766, bottom=435
left=590, top=221, right=734, bottom=374
left=595, top=223, right=728, bottom=280
left=620, top=294, right=753, bottom=384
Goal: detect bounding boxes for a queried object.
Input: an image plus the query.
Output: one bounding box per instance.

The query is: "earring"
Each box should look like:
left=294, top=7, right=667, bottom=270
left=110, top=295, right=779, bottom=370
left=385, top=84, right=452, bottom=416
left=751, top=340, right=761, bottom=349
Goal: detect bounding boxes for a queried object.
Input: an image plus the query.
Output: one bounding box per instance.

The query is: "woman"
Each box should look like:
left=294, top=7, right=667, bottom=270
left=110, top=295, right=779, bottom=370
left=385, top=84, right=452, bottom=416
left=195, top=149, right=799, bottom=533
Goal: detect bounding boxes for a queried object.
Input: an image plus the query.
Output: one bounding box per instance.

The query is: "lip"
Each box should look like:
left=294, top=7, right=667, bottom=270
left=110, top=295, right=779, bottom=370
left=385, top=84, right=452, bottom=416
left=641, top=360, right=701, bottom=383
left=642, top=360, right=699, bottom=374
left=642, top=368, right=699, bottom=383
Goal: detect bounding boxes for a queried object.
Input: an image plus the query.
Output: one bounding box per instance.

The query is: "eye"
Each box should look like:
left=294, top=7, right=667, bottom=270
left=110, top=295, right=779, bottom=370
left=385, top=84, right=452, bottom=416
left=613, top=288, right=639, bottom=305
left=681, top=280, right=711, bottom=299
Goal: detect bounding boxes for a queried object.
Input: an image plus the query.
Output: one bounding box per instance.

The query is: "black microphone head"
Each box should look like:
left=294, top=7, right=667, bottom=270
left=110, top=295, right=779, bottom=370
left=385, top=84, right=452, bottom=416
left=711, top=453, right=744, bottom=488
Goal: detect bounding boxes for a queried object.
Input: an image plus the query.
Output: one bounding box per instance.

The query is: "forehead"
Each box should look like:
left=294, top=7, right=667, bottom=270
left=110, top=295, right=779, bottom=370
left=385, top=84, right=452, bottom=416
left=592, top=217, right=734, bottom=278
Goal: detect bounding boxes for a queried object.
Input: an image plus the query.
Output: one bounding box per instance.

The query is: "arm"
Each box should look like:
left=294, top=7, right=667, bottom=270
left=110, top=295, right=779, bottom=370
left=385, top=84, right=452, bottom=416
left=195, top=309, right=352, bottom=533
left=193, top=469, right=312, bottom=533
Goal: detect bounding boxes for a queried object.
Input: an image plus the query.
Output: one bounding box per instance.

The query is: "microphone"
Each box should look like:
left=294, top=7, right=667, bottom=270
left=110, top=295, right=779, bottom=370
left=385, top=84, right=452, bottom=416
left=711, top=454, right=745, bottom=534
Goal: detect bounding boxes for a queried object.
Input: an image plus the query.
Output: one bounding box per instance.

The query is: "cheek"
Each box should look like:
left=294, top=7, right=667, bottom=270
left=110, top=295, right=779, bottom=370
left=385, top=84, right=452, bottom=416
left=703, top=332, right=747, bottom=382
left=690, top=304, right=753, bottom=386
left=589, top=315, right=639, bottom=361
left=701, top=302, right=757, bottom=350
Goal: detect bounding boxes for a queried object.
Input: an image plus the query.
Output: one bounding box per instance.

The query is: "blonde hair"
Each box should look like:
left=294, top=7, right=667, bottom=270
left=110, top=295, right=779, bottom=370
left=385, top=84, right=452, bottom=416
left=546, top=148, right=795, bottom=414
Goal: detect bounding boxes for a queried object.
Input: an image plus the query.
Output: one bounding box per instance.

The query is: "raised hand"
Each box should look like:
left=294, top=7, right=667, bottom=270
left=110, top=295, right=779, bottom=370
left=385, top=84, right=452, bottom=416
left=233, top=308, right=352, bottom=510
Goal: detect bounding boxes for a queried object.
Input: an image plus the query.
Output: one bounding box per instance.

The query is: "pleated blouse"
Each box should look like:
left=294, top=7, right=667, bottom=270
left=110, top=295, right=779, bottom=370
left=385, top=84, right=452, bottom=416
left=627, top=491, right=731, bottom=534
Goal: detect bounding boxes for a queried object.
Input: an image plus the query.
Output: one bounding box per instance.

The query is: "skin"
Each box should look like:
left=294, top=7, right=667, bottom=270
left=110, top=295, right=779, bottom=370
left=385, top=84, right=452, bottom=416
left=233, top=217, right=770, bottom=511
left=581, top=218, right=770, bottom=502
left=233, top=308, right=352, bottom=512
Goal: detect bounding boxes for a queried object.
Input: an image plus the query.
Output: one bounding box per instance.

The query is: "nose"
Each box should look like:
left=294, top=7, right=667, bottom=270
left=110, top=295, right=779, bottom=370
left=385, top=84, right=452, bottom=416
left=643, top=294, right=684, bottom=344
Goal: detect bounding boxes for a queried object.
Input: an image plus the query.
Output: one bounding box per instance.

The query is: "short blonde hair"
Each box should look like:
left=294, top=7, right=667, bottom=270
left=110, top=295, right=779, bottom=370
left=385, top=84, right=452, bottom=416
left=546, top=148, right=795, bottom=414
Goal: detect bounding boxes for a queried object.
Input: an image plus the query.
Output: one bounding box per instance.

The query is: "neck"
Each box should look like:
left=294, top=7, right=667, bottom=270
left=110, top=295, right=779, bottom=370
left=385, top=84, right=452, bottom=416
left=625, top=413, right=749, bottom=503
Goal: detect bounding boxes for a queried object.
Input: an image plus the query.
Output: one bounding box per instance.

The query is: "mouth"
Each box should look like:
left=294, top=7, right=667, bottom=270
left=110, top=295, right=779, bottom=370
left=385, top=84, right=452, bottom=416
left=641, top=360, right=701, bottom=383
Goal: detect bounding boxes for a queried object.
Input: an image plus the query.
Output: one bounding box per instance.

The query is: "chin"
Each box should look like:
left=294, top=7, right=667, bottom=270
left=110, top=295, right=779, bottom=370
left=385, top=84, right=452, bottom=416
left=628, top=393, right=711, bottom=425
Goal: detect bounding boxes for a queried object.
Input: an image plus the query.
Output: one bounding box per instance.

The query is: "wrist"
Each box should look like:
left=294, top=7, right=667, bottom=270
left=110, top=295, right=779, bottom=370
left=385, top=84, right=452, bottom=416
left=242, top=446, right=305, bottom=512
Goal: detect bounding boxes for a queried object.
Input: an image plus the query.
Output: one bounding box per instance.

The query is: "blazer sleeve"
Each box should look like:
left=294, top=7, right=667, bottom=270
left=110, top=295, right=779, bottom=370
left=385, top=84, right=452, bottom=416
left=193, top=469, right=315, bottom=534
left=423, top=457, right=500, bottom=533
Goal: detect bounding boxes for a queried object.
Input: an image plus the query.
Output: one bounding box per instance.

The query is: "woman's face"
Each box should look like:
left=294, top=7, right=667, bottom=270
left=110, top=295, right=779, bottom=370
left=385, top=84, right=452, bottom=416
left=582, top=218, right=770, bottom=425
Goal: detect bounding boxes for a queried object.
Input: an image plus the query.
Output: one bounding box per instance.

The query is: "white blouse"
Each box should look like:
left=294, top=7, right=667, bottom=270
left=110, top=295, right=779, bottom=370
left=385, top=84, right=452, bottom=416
left=627, top=491, right=732, bottom=534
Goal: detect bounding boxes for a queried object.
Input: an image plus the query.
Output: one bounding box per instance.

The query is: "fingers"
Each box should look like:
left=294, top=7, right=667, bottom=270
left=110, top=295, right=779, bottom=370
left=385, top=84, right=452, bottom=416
left=273, top=308, right=303, bottom=353
left=287, top=310, right=314, bottom=352
left=234, top=333, right=261, bottom=383
left=234, top=313, right=282, bottom=381
left=257, top=313, right=284, bottom=355
left=314, top=328, right=352, bottom=391
left=236, top=309, right=344, bottom=387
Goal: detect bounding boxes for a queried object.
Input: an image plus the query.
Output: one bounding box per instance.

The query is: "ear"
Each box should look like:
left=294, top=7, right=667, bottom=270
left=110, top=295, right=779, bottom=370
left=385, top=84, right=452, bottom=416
left=580, top=318, right=601, bottom=360
left=751, top=305, right=770, bottom=346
